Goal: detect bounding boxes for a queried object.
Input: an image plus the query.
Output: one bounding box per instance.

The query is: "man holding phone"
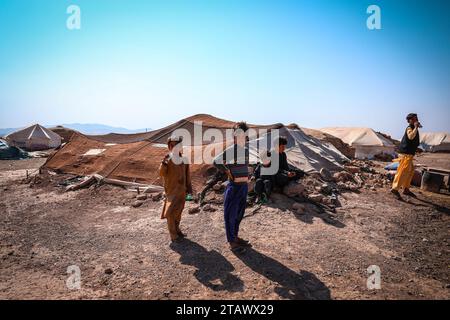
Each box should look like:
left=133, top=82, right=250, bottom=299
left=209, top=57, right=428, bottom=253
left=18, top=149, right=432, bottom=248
left=391, top=113, right=422, bottom=199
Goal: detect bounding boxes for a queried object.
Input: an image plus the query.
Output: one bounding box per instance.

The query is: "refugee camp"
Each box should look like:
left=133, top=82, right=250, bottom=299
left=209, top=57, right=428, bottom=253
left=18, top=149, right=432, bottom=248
left=0, top=0, right=449, bottom=305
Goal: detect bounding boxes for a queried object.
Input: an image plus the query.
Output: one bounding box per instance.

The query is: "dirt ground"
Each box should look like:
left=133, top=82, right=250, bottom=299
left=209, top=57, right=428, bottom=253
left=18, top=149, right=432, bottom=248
left=0, top=155, right=449, bottom=300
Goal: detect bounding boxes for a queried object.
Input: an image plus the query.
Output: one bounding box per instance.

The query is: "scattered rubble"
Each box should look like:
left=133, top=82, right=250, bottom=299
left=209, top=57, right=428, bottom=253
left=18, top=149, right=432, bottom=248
left=132, top=200, right=144, bottom=208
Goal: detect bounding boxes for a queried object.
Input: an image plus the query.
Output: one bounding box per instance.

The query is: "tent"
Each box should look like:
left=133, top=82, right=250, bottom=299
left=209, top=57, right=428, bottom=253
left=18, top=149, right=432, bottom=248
left=420, top=132, right=450, bottom=152
left=43, top=114, right=349, bottom=192
left=48, top=126, right=78, bottom=143
left=5, top=124, right=62, bottom=151
left=320, top=127, right=396, bottom=159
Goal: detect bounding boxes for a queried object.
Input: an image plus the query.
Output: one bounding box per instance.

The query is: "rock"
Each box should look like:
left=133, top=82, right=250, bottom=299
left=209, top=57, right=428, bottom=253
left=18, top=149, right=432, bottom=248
left=320, top=183, right=332, bottom=195
left=333, top=171, right=353, bottom=183
left=202, top=204, right=216, bottom=212
left=188, top=206, right=201, bottom=215
left=104, top=268, right=113, bottom=275
left=346, top=166, right=361, bottom=174
left=283, top=182, right=306, bottom=197
left=212, top=183, right=223, bottom=192
left=292, top=202, right=306, bottom=214
left=319, top=168, right=333, bottom=181
left=151, top=193, right=163, bottom=201
left=309, top=193, right=324, bottom=203
left=132, top=200, right=144, bottom=208
left=136, top=194, right=148, bottom=201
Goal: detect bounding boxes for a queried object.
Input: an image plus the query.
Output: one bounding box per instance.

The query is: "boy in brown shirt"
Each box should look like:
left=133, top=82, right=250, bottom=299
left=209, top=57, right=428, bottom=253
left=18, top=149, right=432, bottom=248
left=159, top=136, right=193, bottom=242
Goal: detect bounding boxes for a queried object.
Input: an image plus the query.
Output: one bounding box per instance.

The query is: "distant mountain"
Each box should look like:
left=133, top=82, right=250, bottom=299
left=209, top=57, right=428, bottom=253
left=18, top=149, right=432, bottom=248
left=0, top=128, right=18, bottom=137
left=57, top=123, right=150, bottom=135
left=0, top=124, right=150, bottom=137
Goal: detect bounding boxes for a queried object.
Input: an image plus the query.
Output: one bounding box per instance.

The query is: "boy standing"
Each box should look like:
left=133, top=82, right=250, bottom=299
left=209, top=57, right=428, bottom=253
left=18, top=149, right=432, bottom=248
left=159, top=136, right=193, bottom=242
left=214, top=122, right=251, bottom=253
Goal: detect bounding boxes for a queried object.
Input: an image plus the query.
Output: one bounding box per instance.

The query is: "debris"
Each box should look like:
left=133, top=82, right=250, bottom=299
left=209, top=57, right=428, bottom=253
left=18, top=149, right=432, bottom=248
left=136, top=194, right=148, bottom=201
left=333, top=171, right=353, bottom=183
left=150, top=193, right=163, bottom=201
left=309, top=193, right=324, bottom=203
left=188, top=206, right=201, bottom=215
left=320, top=183, right=333, bottom=195
left=202, top=204, right=216, bottom=212
left=104, top=268, right=113, bottom=275
left=132, top=200, right=144, bottom=208
left=345, top=166, right=361, bottom=174
left=283, top=182, right=306, bottom=197
left=65, top=175, right=97, bottom=192
left=319, top=168, right=333, bottom=181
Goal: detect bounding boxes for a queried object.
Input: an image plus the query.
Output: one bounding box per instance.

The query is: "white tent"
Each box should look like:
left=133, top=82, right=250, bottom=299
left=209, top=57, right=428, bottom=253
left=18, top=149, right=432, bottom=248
left=420, top=132, right=450, bottom=152
left=320, top=127, right=396, bottom=159
left=5, top=124, right=62, bottom=151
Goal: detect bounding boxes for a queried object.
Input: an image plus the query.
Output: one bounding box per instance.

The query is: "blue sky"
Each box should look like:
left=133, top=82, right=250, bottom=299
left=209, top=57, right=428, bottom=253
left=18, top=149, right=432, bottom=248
left=0, top=0, right=449, bottom=138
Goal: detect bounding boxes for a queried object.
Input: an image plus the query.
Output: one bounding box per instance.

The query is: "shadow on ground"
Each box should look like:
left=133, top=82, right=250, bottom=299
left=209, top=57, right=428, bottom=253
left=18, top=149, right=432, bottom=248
left=234, top=247, right=331, bottom=300
left=170, top=239, right=244, bottom=292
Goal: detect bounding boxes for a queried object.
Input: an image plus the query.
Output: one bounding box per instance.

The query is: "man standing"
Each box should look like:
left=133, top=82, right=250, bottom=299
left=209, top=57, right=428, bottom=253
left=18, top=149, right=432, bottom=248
left=159, top=136, right=193, bottom=242
left=214, top=122, right=251, bottom=253
left=391, top=113, right=421, bottom=199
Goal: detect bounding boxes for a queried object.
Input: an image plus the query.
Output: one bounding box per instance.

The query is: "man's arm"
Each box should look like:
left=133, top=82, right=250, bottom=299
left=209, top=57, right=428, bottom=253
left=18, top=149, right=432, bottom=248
left=407, top=126, right=418, bottom=140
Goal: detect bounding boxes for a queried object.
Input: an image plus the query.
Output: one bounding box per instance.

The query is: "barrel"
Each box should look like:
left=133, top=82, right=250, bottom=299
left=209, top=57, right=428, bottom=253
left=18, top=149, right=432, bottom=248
left=421, top=171, right=444, bottom=194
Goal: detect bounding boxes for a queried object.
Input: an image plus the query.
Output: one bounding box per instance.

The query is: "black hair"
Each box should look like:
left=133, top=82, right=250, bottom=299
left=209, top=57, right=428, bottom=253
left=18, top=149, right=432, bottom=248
left=278, top=136, right=288, bottom=146
left=406, top=113, right=418, bottom=121
left=233, top=121, right=249, bottom=133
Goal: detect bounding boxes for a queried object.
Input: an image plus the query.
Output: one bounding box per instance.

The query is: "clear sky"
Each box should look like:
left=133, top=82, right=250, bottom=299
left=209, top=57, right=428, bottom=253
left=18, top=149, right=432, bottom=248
left=1, top=0, right=449, bottom=138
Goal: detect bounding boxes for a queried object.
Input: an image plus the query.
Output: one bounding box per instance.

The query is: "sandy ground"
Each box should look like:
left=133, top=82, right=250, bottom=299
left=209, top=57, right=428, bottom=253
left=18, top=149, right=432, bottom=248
left=0, top=156, right=449, bottom=300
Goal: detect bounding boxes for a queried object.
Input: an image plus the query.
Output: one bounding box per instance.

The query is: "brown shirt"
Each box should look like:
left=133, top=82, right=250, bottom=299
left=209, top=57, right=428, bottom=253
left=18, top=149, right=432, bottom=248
left=159, top=156, right=193, bottom=196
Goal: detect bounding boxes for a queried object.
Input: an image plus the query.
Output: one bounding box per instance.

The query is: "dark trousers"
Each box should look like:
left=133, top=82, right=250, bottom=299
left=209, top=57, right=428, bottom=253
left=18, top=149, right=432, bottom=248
left=254, top=178, right=273, bottom=196
left=275, top=171, right=302, bottom=188
left=223, top=182, right=248, bottom=243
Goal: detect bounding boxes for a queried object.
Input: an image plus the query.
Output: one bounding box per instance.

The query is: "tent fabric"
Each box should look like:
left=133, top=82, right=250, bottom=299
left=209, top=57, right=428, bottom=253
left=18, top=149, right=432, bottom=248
left=48, top=126, right=78, bottom=143
left=44, top=133, right=225, bottom=193
left=320, top=127, right=396, bottom=159
left=5, top=124, right=62, bottom=151
left=300, top=127, right=355, bottom=159
left=420, top=132, right=450, bottom=152
left=85, top=114, right=283, bottom=145
left=43, top=115, right=349, bottom=192
left=251, top=127, right=348, bottom=173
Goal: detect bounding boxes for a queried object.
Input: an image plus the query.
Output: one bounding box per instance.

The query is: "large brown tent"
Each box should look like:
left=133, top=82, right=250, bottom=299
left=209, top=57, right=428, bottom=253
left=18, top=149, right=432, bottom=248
left=43, top=114, right=350, bottom=192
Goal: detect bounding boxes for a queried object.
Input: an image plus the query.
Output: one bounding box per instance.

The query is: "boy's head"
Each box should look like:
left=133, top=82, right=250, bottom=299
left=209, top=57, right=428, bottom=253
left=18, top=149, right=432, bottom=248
left=276, top=136, right=288, bottom=153
left=233, top=121, right=249, bottom=146
left=406, top=113, right=419, bottom=126
left=167, top=136, right=183, bottom=151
